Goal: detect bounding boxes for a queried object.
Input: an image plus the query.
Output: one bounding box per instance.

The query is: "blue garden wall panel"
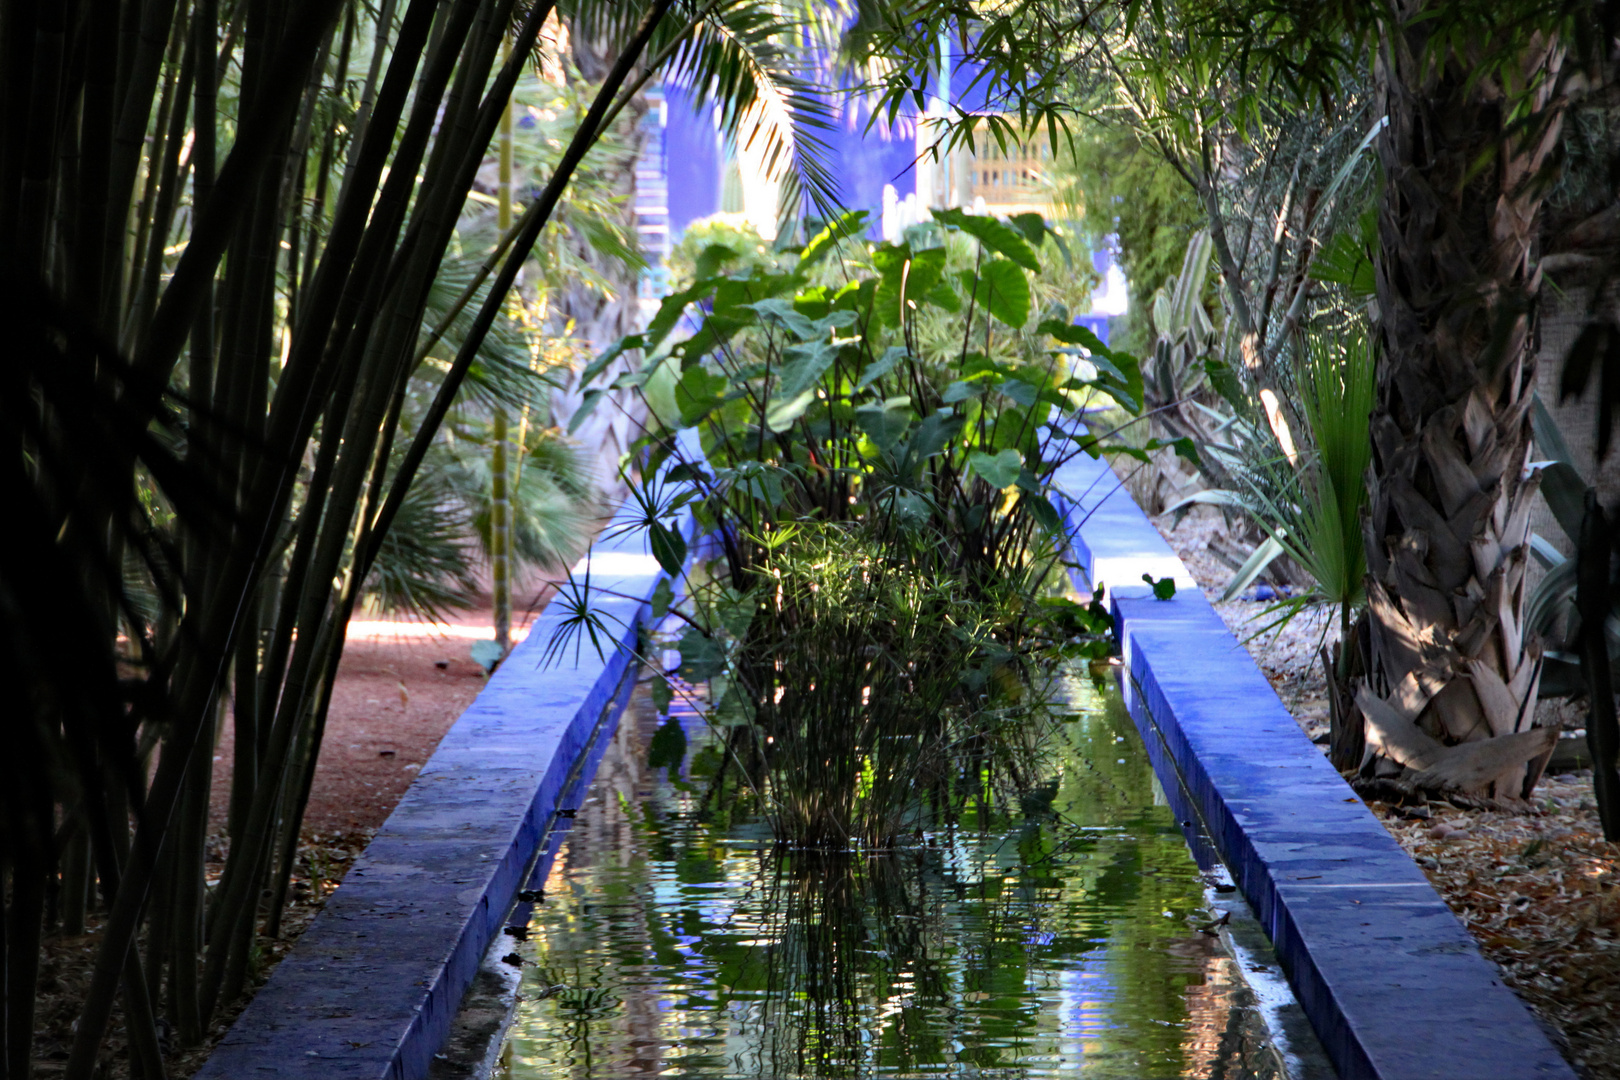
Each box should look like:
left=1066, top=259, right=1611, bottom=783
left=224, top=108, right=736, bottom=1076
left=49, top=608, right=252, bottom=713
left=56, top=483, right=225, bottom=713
left=664, top=82, right=722, bottom=240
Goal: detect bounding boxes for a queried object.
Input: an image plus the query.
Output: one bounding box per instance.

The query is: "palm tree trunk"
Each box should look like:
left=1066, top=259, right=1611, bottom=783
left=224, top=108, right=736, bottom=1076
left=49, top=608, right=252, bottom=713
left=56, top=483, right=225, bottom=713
left=1363, top=4, right=1565, bottom=799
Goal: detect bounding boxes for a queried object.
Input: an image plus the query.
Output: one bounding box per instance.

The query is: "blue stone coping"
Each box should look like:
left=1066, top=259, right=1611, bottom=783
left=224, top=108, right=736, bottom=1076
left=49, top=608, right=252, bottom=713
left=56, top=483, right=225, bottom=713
left=194, top=500, right=675, bottom=1080
left=1051, top=449, right=1575, bottom=1080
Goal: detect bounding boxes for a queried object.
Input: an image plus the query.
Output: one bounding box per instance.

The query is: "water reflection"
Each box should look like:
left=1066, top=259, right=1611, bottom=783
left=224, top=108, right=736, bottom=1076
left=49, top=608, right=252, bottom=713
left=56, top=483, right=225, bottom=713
left=500, top=672, right=1283, bottom=1079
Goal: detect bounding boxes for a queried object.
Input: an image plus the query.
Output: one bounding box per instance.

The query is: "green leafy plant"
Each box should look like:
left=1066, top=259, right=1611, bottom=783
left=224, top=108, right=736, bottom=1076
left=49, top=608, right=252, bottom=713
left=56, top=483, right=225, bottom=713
left=564, top=208, right=1157, bottom=846
left=1270, top=326, right=1375, bottom=639
left=1163, top=324, right=1374, bottom=767
left=664, top=213, right=785, bottom=290
left=1172, top=327, right=1372, bottom=616
left=1142, top=573, right=1177, bottom=600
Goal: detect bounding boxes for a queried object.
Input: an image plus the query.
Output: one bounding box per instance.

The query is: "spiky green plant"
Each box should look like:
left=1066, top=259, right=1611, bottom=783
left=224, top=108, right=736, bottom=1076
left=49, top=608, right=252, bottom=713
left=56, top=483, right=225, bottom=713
left=1287, top=326, right=1375, bottom=642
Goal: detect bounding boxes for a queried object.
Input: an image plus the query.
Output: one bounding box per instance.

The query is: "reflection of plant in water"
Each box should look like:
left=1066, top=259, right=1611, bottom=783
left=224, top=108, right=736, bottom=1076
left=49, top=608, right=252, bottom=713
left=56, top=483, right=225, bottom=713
left=717, top=683, right=1220, bottom=1078
left=747, top=849, right=961, bottom=1077
left=507, top=678, right=1283, bottom=1080
left=526, top=958, right=618, bottom=1076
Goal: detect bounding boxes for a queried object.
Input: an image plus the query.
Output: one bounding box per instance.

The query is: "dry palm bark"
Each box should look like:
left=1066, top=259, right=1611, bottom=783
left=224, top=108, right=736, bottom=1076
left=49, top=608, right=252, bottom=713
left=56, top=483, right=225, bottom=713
left=1364, top=4, right=1565, bottom=800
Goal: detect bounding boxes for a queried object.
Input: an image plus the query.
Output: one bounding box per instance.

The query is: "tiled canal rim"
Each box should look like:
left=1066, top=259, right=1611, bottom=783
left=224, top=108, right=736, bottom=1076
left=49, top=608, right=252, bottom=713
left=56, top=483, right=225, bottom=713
left=1051, top=450, right=1575, bottom=1080
left=193, top=495, right=676, bottom=1080
left=197, top=448, right=1577, bottom=1080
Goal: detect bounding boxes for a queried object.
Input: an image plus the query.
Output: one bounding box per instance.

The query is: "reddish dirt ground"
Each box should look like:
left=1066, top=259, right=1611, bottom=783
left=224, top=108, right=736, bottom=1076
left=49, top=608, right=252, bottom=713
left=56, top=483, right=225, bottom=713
left=208, top=584, right=554, bottom=838
left=36, top=585, right=567, bottom=1080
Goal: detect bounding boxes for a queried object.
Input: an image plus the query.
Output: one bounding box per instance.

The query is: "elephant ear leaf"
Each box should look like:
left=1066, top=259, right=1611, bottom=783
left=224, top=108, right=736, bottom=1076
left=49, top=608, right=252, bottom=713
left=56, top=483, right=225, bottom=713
left=970, top=258, right=1031, bottom=328
left=968, top=449, right=1022, bottom=488
left=855, top=397, right=913, bottom=451
left=649, top=521, right=688, bottom=577
left=1008, top=211, right=1072, bottom=266
left=934, top=206, right=1040, bottom=270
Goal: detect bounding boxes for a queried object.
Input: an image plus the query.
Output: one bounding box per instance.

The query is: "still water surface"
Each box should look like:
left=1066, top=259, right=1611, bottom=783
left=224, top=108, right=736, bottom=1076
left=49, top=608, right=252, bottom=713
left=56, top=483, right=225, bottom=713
left=499, top=673, right=1283, bottom=1079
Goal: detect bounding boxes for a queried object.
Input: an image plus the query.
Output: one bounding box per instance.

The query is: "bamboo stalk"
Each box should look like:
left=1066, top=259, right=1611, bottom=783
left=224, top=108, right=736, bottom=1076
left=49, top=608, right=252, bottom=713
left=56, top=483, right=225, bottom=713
left=339, top=0, right=399, bottom=190
left=127, top=17, right=198, bottom=355
left=123, top=10, right=188, bottom=344
left=367, top=0, right=675, bottom=562
left=34, top=2, right=741, bottom=1073
left=106, top=0, right=181, bottom=322
left=167, top=710, right=214, bottom=1044
left=58, top=828, right=90, bottom=936
left=134, top=0, right=347, bottom=389
left=62, top=14, right=348, bottom=1076
left=258, top=0, right=556, bottom=932
left=197, top=1, right=492, bottom=1014
left=298, top=6, right=352, bottom=321
left=6, top=847, right=44, bottom=1080
left=492, top=34, right=514, bottom=654
left=73, top=0, right=120, bottom=327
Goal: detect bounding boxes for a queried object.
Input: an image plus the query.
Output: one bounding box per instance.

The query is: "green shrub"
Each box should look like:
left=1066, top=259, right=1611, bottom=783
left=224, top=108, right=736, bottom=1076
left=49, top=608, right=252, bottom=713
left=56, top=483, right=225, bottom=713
left=565, top=209, right=1168, bottom=846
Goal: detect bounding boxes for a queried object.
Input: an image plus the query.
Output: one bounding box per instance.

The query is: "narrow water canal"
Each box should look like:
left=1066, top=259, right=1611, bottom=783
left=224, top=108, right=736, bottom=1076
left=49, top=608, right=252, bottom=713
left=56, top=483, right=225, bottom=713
left=495, top=671, right=1287, bottom=1079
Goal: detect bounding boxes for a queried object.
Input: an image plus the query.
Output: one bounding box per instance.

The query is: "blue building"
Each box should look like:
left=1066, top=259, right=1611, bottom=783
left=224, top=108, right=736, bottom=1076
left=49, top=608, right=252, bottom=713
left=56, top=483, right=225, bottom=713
left=630, top=53, right=1126, bottom=343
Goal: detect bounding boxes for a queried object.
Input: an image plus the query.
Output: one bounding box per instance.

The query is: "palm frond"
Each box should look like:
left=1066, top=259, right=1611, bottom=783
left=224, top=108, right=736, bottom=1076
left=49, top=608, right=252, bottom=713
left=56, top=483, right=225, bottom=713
left=663, top=0, right=843, bottom=229
left=364, top=463, right=481, bottom=621
left=417, top=255, right=558, bottom=413
left=522, top=425, right=595, bottom=499
left=1213, top=325, right=1373, bottom=623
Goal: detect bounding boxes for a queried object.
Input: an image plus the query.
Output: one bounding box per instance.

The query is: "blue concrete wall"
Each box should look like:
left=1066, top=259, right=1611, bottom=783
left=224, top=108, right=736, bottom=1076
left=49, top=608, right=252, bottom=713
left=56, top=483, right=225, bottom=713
left=1050, top=447, right=1575, bottom=1080
left=660, top=73, right=921, bottom=240
left=825, top=92, right=919, bottom=234
left=664, top=83, right=722, bottom=240
left=193, top=504, right=675, bottom=1080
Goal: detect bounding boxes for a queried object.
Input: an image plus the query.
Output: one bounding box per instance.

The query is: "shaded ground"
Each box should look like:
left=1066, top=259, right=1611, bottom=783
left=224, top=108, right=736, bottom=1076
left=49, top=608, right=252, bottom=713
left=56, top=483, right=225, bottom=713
left=1157, top=504, right=1620, bottom=1080
left=207, top=597, right=519, bottom=838
left=34, top=581, right=562, bottom=1078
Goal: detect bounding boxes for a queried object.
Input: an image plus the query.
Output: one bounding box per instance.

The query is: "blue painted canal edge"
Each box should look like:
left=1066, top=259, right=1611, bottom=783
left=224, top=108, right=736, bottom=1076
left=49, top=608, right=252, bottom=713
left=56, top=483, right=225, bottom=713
left=1051, top=450, right=1576, bottom=1080
left=194, top=498, right=678, bottom=1080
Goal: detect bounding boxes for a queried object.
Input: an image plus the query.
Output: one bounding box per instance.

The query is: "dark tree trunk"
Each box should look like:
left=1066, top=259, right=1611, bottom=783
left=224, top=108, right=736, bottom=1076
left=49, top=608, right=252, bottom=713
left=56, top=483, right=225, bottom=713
left=1364, top=4, right=1565, bottom=798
